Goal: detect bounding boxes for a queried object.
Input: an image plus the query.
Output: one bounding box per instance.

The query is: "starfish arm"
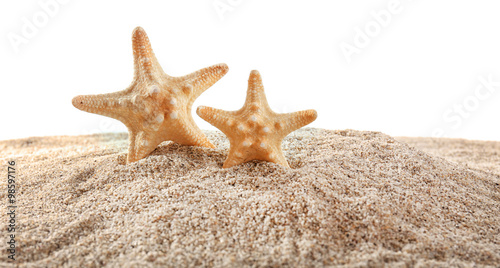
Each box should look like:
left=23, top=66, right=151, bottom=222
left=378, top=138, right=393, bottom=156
left=223, top=145, right=247, bottom=168
left=127, top=129, right=163, bottom=163
left=277, top=109, right=318, bottom=135
left=196, top=106, right=235, bottom=134
left=175, top=63, right=229, bottom=101
left=222, top=143, right=290, bottom=168
left=265, top=146, right=290, bottom=168
left=245, top=70, right=270, bottom=108
left=72, top=91, right=129, bottom=121
left=131, top=27, right=164, bottom=81
left=173, top=115, right=215, bottom=148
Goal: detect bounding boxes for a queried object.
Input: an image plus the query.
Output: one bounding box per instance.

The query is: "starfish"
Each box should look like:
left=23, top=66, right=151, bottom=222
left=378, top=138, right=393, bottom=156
left=196, top=70, right=317, bottom=168
left=72, top=27, right=228, bottom=163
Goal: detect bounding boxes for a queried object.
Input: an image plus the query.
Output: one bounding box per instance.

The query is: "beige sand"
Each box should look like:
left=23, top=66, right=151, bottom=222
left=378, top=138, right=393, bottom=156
left=0, top=128, right=499, bottom=267
left=398, top=136, right=500, bottom=177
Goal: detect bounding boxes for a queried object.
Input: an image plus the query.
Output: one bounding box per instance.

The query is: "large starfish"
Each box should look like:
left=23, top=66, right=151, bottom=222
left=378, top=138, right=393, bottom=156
left=72, top=27, right=228, bottom=163
left=197, top=70, right=317, bottom=168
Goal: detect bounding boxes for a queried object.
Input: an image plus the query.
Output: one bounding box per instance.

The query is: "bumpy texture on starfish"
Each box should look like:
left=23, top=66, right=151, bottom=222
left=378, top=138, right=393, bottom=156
left=72, top=27, right=228, bottom=163
left=197, top=70, right=317, bottom=168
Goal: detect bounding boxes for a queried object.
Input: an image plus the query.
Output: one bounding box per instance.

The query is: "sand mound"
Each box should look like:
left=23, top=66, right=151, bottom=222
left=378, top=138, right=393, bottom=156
left=0, top=128, right=499, bottom=267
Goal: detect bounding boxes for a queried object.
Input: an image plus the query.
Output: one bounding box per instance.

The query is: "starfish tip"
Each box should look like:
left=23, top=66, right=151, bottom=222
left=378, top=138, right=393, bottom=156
left=71, top=95, right=85, bottom=110
left=222, top=161, right=233, bottom=169
left=196, top=106, right=214, bottom=123
left=212, top=63, right=229, bottom=77
left=247, top=70, right=264, bottom=90
left=132, top=26, right=146, bottom=36
left=309, top=109, right=318, bottom=120
left=131, top=26, right=151, bottom=49
left=218, top=63, right=229, bottom=71
left=196, top=106, right=206, bottom=114
left=250, top=70, right=260, bottom=76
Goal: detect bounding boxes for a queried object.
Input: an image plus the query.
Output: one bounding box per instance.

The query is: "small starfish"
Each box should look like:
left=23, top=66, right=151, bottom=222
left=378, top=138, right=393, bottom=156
left=197, top=70, right=317, bottom=168
left=72, top=27, right=228, bottom=163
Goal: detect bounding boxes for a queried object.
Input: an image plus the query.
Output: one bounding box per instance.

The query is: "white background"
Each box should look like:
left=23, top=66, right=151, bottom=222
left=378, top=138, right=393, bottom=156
left=1, top=0, right=500, bottom=141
